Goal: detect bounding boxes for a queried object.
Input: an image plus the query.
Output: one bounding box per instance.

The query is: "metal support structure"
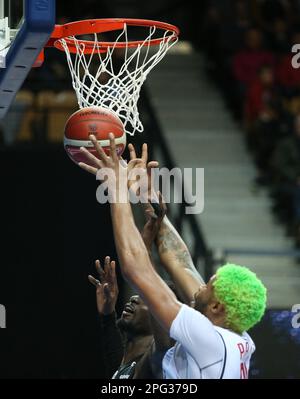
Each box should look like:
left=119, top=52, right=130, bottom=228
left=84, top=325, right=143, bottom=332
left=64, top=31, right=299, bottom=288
left=0, top=0, right=56, bottom=119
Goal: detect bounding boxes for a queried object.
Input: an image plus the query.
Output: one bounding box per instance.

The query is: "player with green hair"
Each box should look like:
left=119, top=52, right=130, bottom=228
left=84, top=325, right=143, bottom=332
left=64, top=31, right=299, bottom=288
left=79, top=135, right=267, bottom=379
left=155, top=214, right=267, bottom=379
left=213, top=264, right=267, bottom=334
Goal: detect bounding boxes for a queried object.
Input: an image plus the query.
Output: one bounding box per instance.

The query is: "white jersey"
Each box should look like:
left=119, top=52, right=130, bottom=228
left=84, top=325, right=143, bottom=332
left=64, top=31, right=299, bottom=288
left=163, top=304, right=255, bottom=379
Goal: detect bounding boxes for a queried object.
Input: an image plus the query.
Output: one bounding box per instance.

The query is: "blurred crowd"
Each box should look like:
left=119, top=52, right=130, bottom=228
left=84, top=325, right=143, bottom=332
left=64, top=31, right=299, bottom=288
left=199, top=0, right=300, bottom=250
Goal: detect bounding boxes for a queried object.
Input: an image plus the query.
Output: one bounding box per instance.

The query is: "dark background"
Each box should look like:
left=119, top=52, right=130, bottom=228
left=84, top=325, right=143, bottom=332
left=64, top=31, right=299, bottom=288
left=0, top=0, right=300, bottom=379
left=0, top=147, right=116, bottom=378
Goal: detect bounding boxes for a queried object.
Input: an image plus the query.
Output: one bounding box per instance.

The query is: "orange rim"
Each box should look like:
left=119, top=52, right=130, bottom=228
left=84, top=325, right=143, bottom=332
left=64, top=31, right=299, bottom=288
left=49, top=18, right=179, bottom=54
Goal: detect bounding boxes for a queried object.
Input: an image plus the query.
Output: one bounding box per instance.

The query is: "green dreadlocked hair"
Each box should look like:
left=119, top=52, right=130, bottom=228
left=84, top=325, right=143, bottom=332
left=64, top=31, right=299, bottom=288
left=213, top=263, right=267, bottom=334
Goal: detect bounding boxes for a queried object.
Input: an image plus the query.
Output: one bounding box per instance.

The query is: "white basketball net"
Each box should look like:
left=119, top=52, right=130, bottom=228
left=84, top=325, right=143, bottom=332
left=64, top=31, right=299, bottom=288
left=58, top=23, right=178, bottom=135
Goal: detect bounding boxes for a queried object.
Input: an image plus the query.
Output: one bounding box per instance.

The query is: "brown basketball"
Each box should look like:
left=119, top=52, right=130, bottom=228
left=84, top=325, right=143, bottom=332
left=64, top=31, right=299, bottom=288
left=64, top=106, right=126, bottom=165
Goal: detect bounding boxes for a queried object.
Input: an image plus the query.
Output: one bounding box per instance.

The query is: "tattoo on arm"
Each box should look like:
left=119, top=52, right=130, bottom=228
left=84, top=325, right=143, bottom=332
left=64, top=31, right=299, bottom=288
left=157, top=222, right=205, bottom=286
left=157, top=226, right=194, bottom=267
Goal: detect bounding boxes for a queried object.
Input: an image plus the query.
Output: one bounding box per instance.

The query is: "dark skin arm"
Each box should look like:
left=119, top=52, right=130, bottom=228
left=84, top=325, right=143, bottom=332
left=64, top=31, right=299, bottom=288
left=156, top=216, right=205, bottom=305
left=127, top=142, right=205, bottom=305
left=79, top=134, right=181, bottom=332
left=88, top=257, right=123, bottom=378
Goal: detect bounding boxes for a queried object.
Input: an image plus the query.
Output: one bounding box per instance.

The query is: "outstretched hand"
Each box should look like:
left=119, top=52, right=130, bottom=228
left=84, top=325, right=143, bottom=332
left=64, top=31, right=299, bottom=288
left=127, top=142, right=159, bottom=202
left=79, top=134, right=160, bottom=206
left=79, top=133, right=120, bottom=176
left=88, top=256, right=119, bottom=316
left=79, top=133, right=130, bottom=202
left=127, top=142, right=158, bottom=176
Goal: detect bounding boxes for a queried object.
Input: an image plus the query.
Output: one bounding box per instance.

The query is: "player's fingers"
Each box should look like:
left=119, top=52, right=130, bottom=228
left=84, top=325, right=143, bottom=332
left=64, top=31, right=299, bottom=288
left=158, top=191, right=167, bottom=215
left=110, top=261, right=116, bottom=279
left=88, top=275, right=101, bottom=287
left=128, top=159, right=143, bottom=181
left=95, top=259, right=102, bottom=272
left=128, top=143, right=137, bottom=160
left=79, top=146, right=101, bottom=167
left=79, top=146, right=102, bottom=168
left=141, top=143, right=148, bottom=164
left=151, top=201, right=163, bottom=219
left=95, top=260, right=105, bottom=280
left=145, top=207, right=157, bottom=221
left=108, top=133, right=118, bottom=163
left=78, top=161, right=98, bottom=175
left=153, top=191, right=166, bottom=219
left=147, top=161, right=159, bottom=170
left=104, top=256, right=111, bottom=275
left=146, top=212, right=157, bottom=228
left=150, top=189, right=159, bottom=203
left=89, top=134, right=109, bottom=163
left=128, top=159, right=142, bottom=169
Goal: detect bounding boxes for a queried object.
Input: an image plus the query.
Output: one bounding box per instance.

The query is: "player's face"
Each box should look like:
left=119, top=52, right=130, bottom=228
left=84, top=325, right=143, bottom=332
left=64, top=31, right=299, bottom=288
left=193, top=275, right=217, bottom=316
left=118, top=295, right=152, bottom=336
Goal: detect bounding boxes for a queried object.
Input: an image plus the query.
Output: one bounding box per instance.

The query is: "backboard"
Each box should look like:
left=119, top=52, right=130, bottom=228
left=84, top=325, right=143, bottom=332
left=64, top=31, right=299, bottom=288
left=0, top=0, right=55, bottom=118
left=0, top=0, right=23, bottom=60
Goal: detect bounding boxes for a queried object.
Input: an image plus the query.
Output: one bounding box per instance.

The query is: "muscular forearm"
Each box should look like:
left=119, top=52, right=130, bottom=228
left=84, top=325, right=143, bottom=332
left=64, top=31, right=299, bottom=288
left=110, top=202, right=155, bottom=285
left=142, top=242, right=173, bottom=352
left=110, top=201, right=179, bottom=331
left=139, top=221, right=175, bottom=353
left=156, top=216, right=205, bottom=303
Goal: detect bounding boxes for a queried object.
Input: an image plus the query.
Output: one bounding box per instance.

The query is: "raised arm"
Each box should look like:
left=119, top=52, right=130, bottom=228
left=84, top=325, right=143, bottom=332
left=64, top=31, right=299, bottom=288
left=127, top=142, right=205, bottom=304
left=140, top=199, right=174, bottom=351
left=156, top=216, right=205, bottom=304
left=129, top=204, right=174, bottom=379
left=79, top=134, right=181, bottom=332
left=109, top=195, right=180, bottom=332
left=88, top=257, right=124, bottom=378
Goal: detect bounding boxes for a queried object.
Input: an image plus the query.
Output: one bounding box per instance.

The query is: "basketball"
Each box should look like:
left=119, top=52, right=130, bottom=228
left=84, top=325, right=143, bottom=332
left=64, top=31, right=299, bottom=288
left=64, top=106, right=126, bottom=164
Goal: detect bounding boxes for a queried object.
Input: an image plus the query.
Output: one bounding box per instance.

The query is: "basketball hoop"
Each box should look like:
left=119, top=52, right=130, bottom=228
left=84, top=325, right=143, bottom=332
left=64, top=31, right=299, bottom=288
left=49, top=18, right=179, bottom=135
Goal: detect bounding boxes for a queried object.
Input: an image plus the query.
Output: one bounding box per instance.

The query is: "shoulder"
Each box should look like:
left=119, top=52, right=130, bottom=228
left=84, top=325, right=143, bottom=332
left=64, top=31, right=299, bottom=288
left=171, top=303, right=210, bottom=327
left=170, top=304, right=224, bottom=352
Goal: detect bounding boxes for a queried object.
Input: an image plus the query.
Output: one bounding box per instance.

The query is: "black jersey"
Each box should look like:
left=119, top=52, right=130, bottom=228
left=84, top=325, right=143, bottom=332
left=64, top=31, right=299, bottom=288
left=112, top=355, right=144, bottom=379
